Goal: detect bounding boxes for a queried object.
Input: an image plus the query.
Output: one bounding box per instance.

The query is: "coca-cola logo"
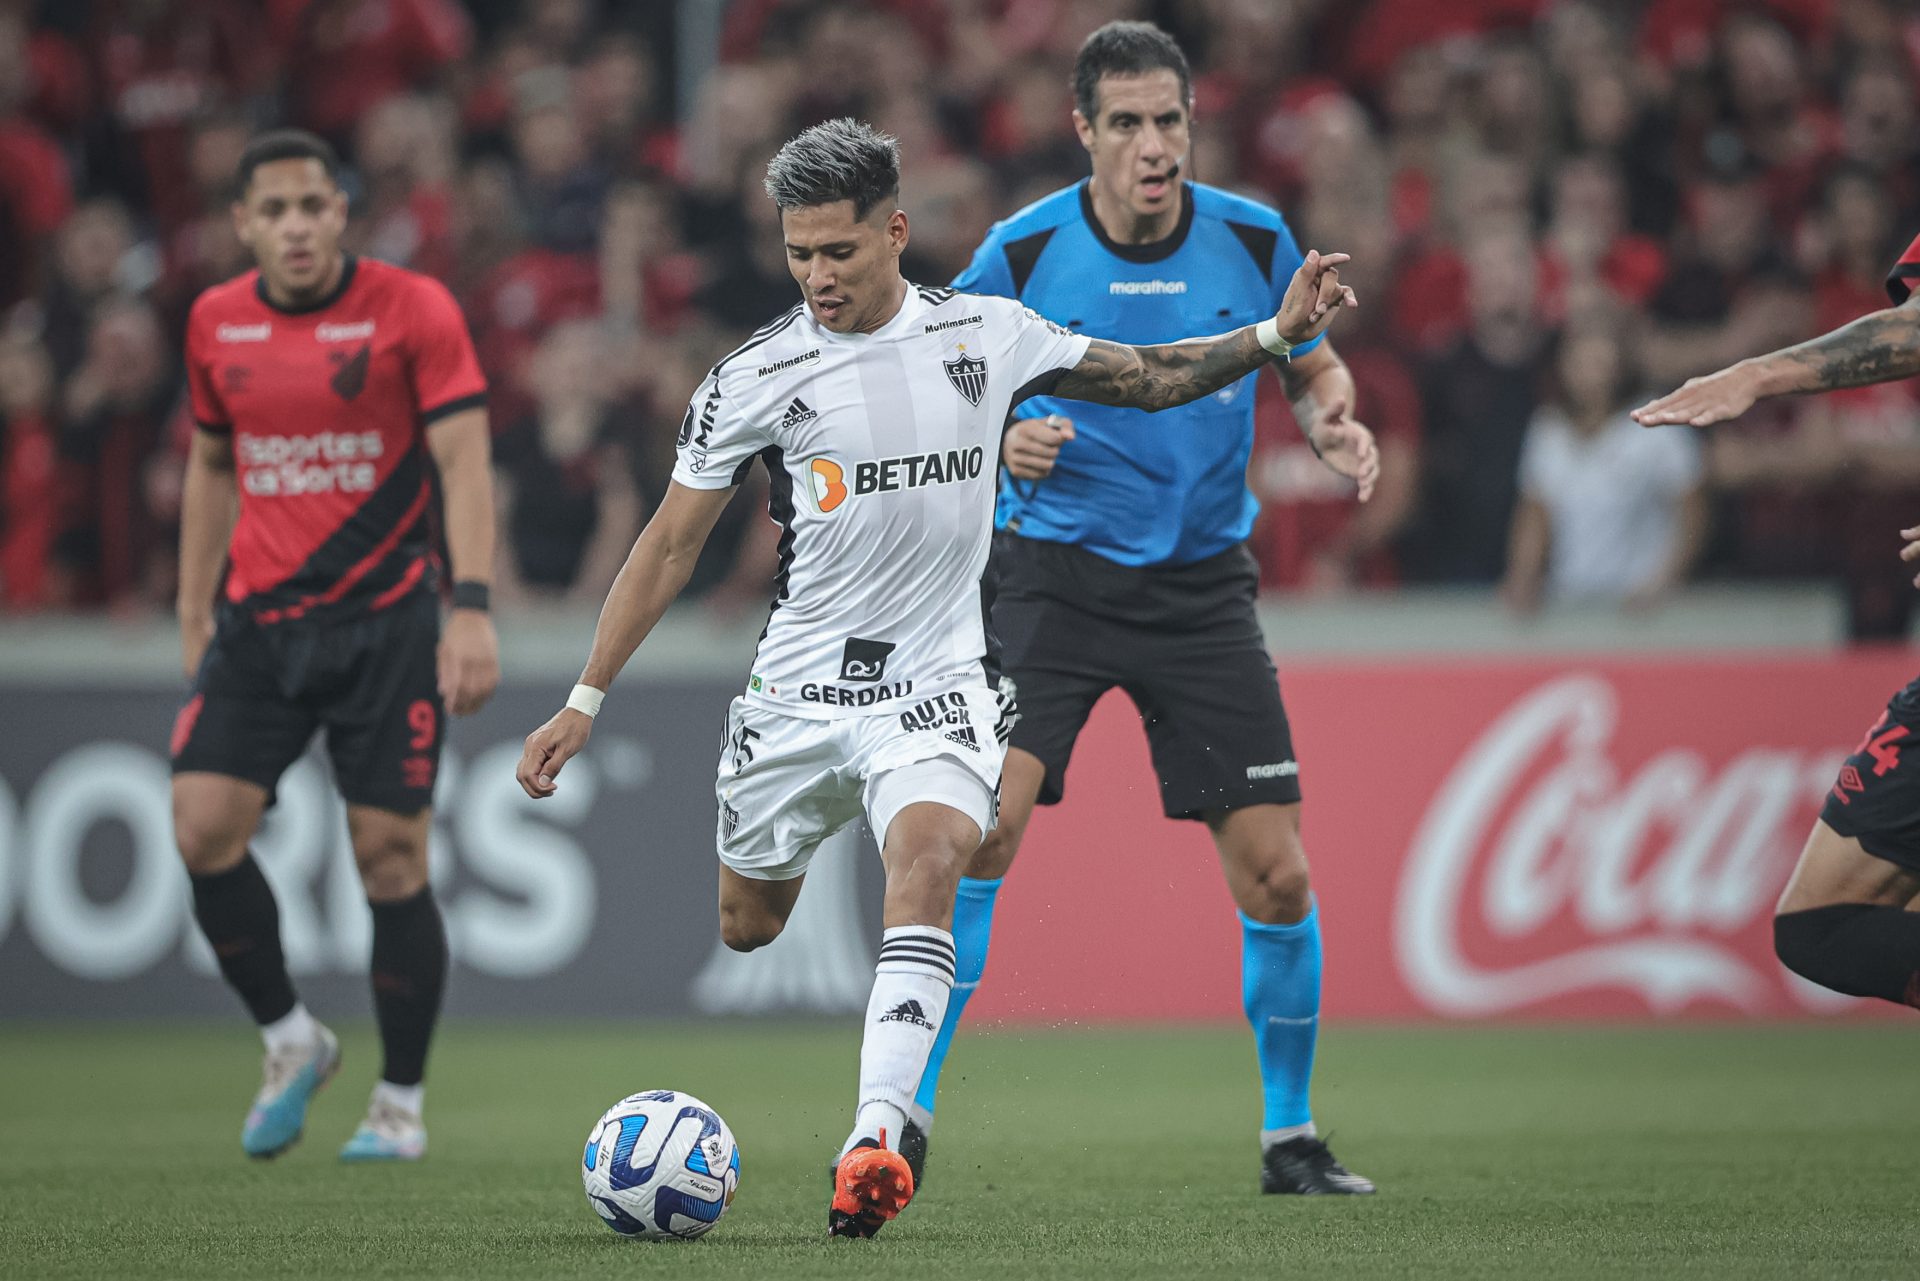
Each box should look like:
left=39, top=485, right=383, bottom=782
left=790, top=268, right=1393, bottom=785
left=1395, top=674, right=1849, bottom=1016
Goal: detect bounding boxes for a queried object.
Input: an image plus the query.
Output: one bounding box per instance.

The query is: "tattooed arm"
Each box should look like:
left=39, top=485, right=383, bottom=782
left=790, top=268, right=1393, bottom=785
left=1053, top=249, right=1357, bottom=412
left=1634, top=294, right=1920, bottom=428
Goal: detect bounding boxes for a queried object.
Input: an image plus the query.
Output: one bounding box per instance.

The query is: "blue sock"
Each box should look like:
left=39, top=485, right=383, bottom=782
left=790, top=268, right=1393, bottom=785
left=911, top=876, right=1001, bottom=1119
left=1241, top=905, right=1321, bottom=1132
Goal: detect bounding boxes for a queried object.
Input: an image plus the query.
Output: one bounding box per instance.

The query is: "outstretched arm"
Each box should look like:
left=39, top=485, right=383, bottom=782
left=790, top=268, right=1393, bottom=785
left=1634, top=294, right=1920, bottom=428
left=516, top=480, right=736, bottom=798
left=1053, top=250, right=1357, bottom=411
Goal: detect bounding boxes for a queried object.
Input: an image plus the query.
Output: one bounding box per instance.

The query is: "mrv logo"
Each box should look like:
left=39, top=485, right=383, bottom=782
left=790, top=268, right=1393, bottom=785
left=807, top=447, right=984, bottom=514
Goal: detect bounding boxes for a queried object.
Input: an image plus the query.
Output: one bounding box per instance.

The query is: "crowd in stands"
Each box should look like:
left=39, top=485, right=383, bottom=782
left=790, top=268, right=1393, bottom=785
left=2, top=0, right=1918, bottom=636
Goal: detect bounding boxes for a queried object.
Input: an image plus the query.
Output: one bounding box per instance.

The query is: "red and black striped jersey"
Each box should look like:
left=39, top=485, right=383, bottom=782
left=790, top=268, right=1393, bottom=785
left=185, top=255, right=485, bottom=624
left=1887, top=231, right=1920, bottom=305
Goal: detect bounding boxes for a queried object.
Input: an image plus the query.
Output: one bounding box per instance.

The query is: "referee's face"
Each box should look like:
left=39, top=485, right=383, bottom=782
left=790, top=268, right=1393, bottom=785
left=780, top=200, right=910, bottom=334
left=233, top=158, right=349, bottom=305
left=1076, top=70, right=1191, bottom=231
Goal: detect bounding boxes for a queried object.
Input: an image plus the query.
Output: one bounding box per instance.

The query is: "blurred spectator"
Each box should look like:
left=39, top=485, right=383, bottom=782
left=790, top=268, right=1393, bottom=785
left=158, top=113, right=252, bottom=316
left=41, top=200, right=151, bottom=382
left=1501, top=311, right=1706, bottom=611
left=0, top=334, right=61, bottom=609
left=284, top=0, right=473, bottom=146
left=0, top=7, right=75, bottom=310
left=89, top=0, right=263, bottom=233
left=1402, top=230, right=1549, bottom=585
left=350, top=94, right=462, bottom=284
left=1252, top=208, right=1421, bottom=592
left=493, top=319, right=639, bottom=604
left=55, top=298, right=175, bottom=609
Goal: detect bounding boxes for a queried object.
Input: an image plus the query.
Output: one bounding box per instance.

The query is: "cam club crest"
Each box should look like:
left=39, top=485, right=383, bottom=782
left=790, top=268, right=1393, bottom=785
left=943, top=347, right=988, bottom=407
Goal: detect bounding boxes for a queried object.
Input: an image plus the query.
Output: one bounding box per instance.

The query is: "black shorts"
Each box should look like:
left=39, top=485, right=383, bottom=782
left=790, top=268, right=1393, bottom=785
left=989, top=531, right=1300, bottom=821
left=170, top=590, right=444, bottom=814
left=1820, top=675, right=1920, bottom=872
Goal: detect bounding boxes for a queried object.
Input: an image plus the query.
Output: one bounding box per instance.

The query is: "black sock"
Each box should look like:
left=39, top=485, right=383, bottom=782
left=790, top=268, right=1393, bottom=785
left=190, top=853, right=298, bottom=1025
left=1775, top=905, right=1920, bottom=1008
left=369, top=887, right=448, bottom=1087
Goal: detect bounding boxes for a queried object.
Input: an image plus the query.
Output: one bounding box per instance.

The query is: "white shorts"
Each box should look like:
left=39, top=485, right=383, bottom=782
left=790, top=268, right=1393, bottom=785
left=713, top=683, right=1008, bottom=881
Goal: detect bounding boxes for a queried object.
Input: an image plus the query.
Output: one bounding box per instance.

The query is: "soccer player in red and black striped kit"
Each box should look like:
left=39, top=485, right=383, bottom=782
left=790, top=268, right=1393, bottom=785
left=1638, top=231, right=1920, bottom=1013
left=171, top=130, right=499, bottom=1161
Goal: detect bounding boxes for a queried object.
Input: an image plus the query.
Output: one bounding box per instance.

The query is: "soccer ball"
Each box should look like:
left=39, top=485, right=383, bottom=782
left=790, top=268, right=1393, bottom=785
left=581, top=1090, right=741, bottom=1240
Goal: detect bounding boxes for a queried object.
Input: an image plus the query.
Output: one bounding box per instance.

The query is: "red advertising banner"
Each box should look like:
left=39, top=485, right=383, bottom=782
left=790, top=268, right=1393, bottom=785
left=973, top=650, right=1918, bottom=1022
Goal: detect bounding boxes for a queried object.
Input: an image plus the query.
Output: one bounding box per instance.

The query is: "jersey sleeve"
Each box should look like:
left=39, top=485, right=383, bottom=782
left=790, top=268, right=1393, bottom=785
left=952, top=227, right=1016, bottom=298
left=671, top=370, right=767, bottom=489
left=994, top=299, right=1094, bottom=403
left=183, top=298, right=230, bottom=434
left=1886, top=232, right=1920, bottom=304
left=1267, top=217, right=1326, bottom=360
left=407, top=277, right=488, bottom=424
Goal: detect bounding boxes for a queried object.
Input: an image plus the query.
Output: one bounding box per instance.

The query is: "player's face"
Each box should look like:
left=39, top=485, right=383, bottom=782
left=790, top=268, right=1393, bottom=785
left=1075, top=70, right=1191, bottom=224
left=780, top=200, right=909, bottom=334
left=232, top=158, right=349, bottom=302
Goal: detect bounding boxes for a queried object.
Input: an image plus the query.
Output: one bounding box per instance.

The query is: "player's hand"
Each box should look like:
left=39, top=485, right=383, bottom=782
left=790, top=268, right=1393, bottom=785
left=1900, top=524, right=1920, bottom=587
left=1274, top=250, right=1358, bottom=347
left=439, top=608, right=501, bottom=717
left=1003, top=415, right=1074, bottom=480
left=1632, top=363, right=1762, bottom=428
left=517, top=708, right=593, bottom=798
left=1307, top=399, right=1379, bottom=502
left=179, top=611, right=214, bottom=681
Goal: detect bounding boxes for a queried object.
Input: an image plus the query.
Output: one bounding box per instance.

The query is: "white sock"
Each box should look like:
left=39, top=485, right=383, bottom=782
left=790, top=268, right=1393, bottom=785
left=841, top=925, right=955, bottom=1158
left=372, top=1080, right=425, bottom=1117
left=260, top=1003, right=319, bottom=1055
left=1263, top=1122, right=1317, bottom=1149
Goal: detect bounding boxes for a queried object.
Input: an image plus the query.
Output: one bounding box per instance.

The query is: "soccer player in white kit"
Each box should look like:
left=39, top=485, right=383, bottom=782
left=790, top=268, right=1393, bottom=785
left=516, top=118, right=1354, bottom=1239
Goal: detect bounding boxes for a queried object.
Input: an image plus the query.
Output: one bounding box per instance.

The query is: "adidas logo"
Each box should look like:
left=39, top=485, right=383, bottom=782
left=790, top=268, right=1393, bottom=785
left=944, top=725, right=980, bottom=752
left=878, top=999, right=934, bottom=1030
left=780, top=397, right=818, bottom=431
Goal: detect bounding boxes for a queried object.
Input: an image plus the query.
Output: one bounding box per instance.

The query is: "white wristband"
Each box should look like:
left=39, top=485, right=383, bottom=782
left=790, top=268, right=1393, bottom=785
left=1256, top=316, right=1294, bottom=360
left=566, top=683, right=605, bottom=718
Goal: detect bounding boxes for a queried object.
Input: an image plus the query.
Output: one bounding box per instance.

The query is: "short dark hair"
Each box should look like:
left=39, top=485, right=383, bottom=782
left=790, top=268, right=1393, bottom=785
left=763, top=118, right=900, bottom=220
left=234, top=129, right=340, bottom=198
left=1073, top=21, right=1193, bottom=122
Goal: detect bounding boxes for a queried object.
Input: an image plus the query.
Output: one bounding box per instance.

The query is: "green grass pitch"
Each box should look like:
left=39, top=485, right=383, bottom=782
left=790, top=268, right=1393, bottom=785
left=2, top=1021, right=1915, bottom=1279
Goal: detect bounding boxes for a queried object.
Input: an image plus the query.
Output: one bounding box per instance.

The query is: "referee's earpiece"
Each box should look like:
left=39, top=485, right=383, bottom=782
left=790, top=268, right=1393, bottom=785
left=1165, top=161, right=1181, bottom=180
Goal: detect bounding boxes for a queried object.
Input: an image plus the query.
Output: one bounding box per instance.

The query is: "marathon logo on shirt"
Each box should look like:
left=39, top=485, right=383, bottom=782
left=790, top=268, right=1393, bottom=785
left=316, top=320, right=376, bottom=342
left=1109, top=279, right=1188, bottom=295
left=799, top=680, right=914, bottom=707
left=237, top=431, right=384, bottom=497
left=806, top=446, right=984, bottom=515
left=216, top=323, right=272, bottom=343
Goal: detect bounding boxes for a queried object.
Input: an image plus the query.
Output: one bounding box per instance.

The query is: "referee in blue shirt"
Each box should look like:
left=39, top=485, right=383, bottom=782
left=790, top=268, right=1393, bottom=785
left=911, top=22, right=1380, bottom=1196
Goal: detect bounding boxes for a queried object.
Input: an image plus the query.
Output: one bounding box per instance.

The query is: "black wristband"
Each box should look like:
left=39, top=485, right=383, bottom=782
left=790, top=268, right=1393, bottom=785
left=451, top=580, right=491, bottom=612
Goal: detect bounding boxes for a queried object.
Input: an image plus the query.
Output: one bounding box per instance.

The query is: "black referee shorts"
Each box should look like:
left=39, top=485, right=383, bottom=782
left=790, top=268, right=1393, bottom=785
left=170, top=590, right=444, bottom=814
left=989, top=531, right=1301, bottom=821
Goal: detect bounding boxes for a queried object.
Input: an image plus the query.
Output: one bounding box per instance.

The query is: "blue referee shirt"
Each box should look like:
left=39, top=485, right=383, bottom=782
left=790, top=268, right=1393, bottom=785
left=954, top=180, right=1320, bottom=567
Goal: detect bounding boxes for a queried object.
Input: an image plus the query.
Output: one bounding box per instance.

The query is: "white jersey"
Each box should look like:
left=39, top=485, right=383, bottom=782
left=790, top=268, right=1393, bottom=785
left=673, top=284, right=1091, bottom=719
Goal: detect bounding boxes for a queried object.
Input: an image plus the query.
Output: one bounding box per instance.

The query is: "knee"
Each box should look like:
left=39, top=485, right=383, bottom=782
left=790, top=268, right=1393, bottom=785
left=718, top=904, right=783, bottom=953
left=1236, top=850, right=1313, bottom=925
left=172, top=803, right=250, bottom=877
left=969, top=820, right=1023, bottom=880
left=354, top=828, right=427, bottom=903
